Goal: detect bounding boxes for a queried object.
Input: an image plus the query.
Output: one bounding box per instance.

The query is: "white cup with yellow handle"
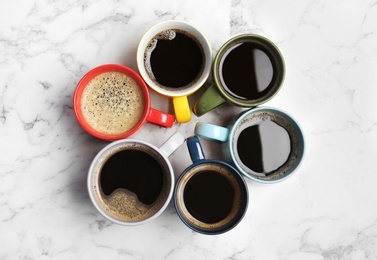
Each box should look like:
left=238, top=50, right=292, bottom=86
left=137, top=20, right=212, bottom=123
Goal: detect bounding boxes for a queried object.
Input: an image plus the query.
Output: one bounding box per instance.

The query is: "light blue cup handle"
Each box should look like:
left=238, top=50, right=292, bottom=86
left=194, top=122, right=229, bottom=142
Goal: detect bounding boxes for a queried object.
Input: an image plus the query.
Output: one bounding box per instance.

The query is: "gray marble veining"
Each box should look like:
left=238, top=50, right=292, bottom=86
left=1, top=0, right=377, bottom=259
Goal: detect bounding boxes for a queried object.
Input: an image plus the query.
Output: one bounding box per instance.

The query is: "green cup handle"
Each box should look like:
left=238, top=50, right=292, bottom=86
left=192, top=84, right=226, bottom=117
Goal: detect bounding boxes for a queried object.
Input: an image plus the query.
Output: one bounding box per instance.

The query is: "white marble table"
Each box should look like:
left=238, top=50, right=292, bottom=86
left=1, top=0, right=377, bottom=259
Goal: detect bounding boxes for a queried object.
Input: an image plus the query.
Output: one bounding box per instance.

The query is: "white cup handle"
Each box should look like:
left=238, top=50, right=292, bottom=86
left=159, top=132, right=185, bottom=157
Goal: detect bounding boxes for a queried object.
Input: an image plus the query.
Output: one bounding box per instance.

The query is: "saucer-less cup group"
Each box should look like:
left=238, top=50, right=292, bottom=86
left=73, top=19, right=305, bottom=234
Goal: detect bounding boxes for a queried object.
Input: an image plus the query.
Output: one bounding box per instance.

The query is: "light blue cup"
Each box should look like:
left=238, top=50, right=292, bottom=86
left=195, top=107, right=305, bottom=183
left=174, top=136, right=248, bottom=235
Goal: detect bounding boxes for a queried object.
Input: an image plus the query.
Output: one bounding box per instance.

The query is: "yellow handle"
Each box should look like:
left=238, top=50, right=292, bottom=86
left=172, top=96, right=191, bottom=123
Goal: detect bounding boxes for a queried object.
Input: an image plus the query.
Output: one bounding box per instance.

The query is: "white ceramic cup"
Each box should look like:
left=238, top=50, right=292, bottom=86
left=137, top=20, right=212, bottom=123
left=87, top=132, right=185, bottom=225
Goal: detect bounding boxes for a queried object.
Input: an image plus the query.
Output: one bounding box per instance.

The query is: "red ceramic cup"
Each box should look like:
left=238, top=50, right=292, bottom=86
left=73, top=64, right=175, bottom=141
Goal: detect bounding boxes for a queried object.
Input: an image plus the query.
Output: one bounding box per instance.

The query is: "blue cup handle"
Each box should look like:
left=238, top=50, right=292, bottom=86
left=195, top=122, right=229, bottom=142
left=186, top=136, right=206, bottom=163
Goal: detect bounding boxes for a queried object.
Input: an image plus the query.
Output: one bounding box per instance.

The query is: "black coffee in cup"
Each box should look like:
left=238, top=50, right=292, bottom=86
left=183, top=168, right=235, bottom=224
left=175, top=162, right=247, bottom=232
left=236, top=120, right=291, bottom=175
left=232, top=110, right=301, bottom=179
left=95, top=144, right=171, bottom=221
left=193, top=34, right=285, bottom=117
left=219, top=42, right=275, bottom=100
left=144, top=29, right=205, bottom=90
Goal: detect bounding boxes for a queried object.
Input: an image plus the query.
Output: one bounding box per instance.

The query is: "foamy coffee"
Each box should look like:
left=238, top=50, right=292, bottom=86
left=81, top=72, right=146, bottom=136
left=94, top=143, right=171, bottom=222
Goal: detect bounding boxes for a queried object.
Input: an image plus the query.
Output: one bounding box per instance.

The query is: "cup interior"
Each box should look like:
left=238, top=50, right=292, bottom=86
left=229, top=107, right=305, bottom=183
left=137, top=20, right=212, bottom=97
left=87, top=139, right=174, bottom=225
left=213, top=34, right=285, bottom=107
left=73, top=64, right=150, bottom=141
left=174, top=160, right=248, bottom=234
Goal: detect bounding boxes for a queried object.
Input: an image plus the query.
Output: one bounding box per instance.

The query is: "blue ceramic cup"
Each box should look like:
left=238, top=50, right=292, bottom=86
left=174, top=136, right=248, bottom=235
left=195, top=107, right=305, bottom=183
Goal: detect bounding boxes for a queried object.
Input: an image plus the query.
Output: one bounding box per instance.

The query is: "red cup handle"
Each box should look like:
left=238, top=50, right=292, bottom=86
left=146, top=108, right=175, bottom=128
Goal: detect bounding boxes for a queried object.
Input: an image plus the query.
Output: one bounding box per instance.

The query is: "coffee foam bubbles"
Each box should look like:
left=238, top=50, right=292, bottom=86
left=144, top=30, right=177, bottom=82
left=103, top=189, right=152, bottom=219
left=81, top=72, right=145, bottom=136
left=144, top=39, right=157, bottom=82
left=95, top=143, right=171, bottom=222
left=156, top=29, right=176, bottom=40
left=143, top=29, right=205, bottom=91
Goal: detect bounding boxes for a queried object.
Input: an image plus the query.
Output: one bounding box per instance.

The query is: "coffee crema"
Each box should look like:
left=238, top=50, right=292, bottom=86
left=81, top=72, right=146, bottom=136
left=178, top=163, right=243, bottom=229
left=233, top=111, right=300, bottom=179
left=144, top=29, right=205, bottom=90
left=95, top=144, right=170, bottom=221
left=219, top=41, right=275, bottom=100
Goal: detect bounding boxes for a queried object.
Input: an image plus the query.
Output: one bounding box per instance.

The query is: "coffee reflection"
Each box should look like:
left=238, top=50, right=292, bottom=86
left=235, top=120, right=291, bottom=176
left=219, top=42, right=274, bottom=100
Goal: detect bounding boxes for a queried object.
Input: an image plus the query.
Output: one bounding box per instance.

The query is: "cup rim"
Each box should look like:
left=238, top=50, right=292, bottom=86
left=136, top=19, right=212, bottom=97
left=173, top=159, right=248, bottom=235
left=87, top=138, right=175, bottom=225
left=73, top=64, right=150, bottom=141
left=228, top=106, right=305, bottom=183
left=212, top=34, right=285, bottom=107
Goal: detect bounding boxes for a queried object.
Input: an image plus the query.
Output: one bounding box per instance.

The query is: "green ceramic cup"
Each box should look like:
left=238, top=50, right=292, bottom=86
left=193, top=34, right=285, bottom=117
